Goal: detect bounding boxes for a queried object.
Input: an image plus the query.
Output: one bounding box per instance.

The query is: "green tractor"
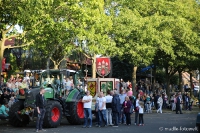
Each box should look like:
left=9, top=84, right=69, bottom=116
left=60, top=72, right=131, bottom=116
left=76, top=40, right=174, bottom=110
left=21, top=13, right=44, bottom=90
left=8, top=69, right=85, bottom=127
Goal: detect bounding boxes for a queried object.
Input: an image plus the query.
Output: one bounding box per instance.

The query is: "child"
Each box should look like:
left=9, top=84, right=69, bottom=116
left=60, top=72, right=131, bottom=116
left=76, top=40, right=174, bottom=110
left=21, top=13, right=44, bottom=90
left=138, top=101, right=144, bottom=126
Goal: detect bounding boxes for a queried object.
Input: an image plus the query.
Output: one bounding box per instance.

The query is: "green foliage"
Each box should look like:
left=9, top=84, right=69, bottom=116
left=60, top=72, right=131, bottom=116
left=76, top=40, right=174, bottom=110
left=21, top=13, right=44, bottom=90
left=111, top=57, right=133, bottom=81
left=156, top=71, right=179, bottom=85
left=111, top=0, right=200, bottom=68
left=108, top=0, right=200, bottom=94
left=170, top=74, right=179, bottom=85
left=155, top=71, right=165, bottom=84
left=1, top=0, right=200, bottom=82
left=20, top=0, right=115, bottom=68
left=7, top=53, right=19, bottom=78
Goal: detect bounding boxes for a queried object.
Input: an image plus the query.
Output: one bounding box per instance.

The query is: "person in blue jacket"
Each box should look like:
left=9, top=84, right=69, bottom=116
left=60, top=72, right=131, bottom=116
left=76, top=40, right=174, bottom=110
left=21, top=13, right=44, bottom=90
left=112, top=90, right=121, bottom=127
left=0, top=102, right=9, bottom=119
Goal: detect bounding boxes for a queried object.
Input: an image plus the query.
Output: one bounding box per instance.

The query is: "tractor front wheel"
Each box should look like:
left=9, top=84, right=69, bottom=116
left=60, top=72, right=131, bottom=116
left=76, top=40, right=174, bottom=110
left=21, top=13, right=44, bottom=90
left=43, top=101, right=63, bottom=128
left=9, top=100, right=30, bottom=127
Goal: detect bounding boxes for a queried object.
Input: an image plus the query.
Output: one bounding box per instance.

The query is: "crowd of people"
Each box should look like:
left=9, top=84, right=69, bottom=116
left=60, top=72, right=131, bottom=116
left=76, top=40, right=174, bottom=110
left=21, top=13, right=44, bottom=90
left=0, top=73, right=194, bottom=129
left=82, top=89, right=145, bottom=128
left=82, top=78, right=194, bottom=128
left=0, top=73, right=34, bottom=120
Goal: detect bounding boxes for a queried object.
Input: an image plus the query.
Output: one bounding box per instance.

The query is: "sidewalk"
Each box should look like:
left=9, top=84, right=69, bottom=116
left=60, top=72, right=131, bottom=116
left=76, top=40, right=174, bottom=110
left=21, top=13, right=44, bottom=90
left=150, top=105, right=200, bottom=114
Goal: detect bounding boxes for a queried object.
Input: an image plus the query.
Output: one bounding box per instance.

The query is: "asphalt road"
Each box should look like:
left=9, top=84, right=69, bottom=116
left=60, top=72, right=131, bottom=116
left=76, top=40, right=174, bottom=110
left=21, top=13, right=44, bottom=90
left=0, top=112, right=198, bottom=133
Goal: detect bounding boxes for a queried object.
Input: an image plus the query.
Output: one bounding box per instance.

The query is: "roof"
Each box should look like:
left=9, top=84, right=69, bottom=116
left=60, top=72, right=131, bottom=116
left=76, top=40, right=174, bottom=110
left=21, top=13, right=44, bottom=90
left=182, top=72, right=199, bottom=83
left=4, top=37, right=15, bottom=46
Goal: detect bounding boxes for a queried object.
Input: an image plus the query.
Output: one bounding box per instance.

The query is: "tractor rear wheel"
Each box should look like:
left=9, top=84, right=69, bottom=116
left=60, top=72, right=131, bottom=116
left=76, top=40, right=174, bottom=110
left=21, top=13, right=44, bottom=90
left=43, top=101, right=63, bottom=128
left=67, top=94, right=84, bottom=125
left=9, top=100, right=30, bottom=127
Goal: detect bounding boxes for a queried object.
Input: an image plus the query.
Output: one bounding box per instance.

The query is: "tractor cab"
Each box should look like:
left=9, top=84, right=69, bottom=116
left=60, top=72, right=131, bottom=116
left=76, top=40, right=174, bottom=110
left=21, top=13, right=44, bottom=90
left=40, top=69, right=81, bottom=97
left=23, top=69, right=79, bottom=108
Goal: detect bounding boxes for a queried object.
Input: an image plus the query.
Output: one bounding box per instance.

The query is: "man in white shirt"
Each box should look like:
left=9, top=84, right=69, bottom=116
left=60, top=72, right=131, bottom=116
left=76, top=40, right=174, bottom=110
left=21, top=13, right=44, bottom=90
left=97, top=91, right=107, bottom=127
left=105, top=90, right=113, bottom=126
left=82, top=91, right=92, bottom=128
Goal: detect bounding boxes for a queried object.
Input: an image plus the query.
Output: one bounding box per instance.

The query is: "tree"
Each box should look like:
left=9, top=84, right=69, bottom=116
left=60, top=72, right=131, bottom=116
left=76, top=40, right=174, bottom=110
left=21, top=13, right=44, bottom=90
left=152, top=0, right=200, bottom=95
left=108, top=1, right=157, bottom=89
left=0, top=0, right=52, bottom=73
left=22, top=0, right=115, bottom=71
left=112, top=0, right=200, bottom=95
left=0, top=0, right=23, bottom=73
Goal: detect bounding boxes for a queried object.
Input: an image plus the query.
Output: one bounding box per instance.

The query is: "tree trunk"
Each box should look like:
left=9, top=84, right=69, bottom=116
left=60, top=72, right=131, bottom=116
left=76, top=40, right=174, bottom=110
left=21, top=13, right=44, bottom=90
left=54, top=64, right=59, bottom=69
left=48, top=56, right=65, bottom=70
left=165, top=73, right=170, bottom=96
left=190, top=72, right=194, bottom=97
left=47, top=57, right=50, bottom=70
left=166, top=77, right=170, bottom=96
left=51, top=59, right=59, bottom=70
left=152, top=65, right=157, bottom=92
left=132, top=66, right=137, bottom=96
left=178, top=71, right=183, bottom=92
left=0, top=39, right=5, bottom=77
left=165, top=67, right=170, bottom=96
left=92, top=54, right=96, bottom=78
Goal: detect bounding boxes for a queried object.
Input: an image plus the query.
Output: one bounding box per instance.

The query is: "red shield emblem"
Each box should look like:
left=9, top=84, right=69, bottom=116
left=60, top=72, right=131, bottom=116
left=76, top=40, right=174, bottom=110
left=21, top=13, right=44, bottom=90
left=96, top=57, right=111, bottom=77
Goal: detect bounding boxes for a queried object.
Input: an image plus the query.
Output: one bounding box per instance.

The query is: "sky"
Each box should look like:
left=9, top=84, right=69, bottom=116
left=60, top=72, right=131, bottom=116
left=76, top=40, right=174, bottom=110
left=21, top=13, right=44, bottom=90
left=15, top=24, right=23, bottom=33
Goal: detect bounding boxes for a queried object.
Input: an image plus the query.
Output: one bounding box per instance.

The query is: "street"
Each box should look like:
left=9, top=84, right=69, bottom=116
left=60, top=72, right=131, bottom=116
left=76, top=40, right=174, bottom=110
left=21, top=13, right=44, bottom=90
left=0, top=112, right=198, bottom=133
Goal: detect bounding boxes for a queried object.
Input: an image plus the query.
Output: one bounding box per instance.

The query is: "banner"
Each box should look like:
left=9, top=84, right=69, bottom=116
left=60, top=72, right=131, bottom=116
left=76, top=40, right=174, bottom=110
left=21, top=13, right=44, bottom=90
left=96, top=57, right=111, bottom=77
left=87, top=81, right=96, bottom=97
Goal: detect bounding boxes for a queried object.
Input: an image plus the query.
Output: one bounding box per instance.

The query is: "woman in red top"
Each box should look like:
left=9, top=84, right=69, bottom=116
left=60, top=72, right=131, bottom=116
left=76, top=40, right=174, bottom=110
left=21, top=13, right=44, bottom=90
left=122, top=96, right=132, bottom=125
